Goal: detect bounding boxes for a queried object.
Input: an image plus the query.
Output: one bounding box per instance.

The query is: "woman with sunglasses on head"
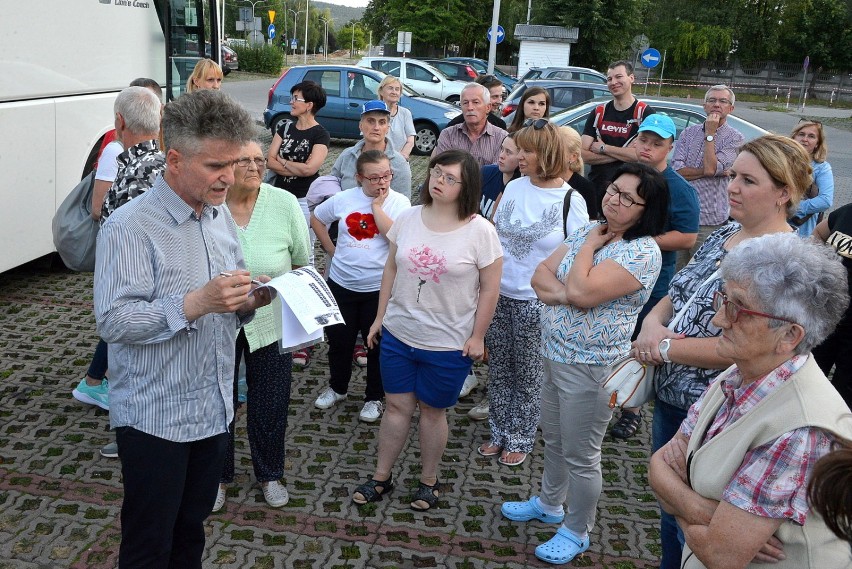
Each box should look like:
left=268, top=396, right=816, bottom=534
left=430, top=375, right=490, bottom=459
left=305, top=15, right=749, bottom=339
left=507, top=87, right=551, bottom=133
left=352, top=150, right=502, bottom=511
left=309, top=151, right=411, bottom=424
left=633, top=135, right=811, bottom=569
left=503, top=162, right=667, bottom=564
left=266, top=80, right=331, bottom=367
left=650, top=233, right=852, bottom=569
left=479, top=121, right=588, bottom=467
left=215, top=140, right=311, bottom=512
left=789, top=119, right=834, bottom=236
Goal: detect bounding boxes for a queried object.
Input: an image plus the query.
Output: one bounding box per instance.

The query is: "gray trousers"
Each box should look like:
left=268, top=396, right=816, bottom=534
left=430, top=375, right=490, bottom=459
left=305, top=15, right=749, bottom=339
left=539, top=358, right=613, bottom=534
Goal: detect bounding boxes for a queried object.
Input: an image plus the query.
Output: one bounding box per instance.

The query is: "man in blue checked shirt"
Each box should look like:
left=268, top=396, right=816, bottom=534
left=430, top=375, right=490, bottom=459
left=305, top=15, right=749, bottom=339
left=94, top=90, right=272, bottom=569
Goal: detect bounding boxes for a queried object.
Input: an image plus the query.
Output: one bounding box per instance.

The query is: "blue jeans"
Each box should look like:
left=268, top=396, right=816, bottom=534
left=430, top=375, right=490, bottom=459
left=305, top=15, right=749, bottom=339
left=653, top=398, right=689, bottom=569
left=87, top=339, right=108, bottom=380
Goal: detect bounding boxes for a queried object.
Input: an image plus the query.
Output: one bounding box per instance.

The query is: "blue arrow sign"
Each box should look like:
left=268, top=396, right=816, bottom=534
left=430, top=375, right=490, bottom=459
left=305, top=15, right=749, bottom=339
left=641, top=48, right=661, bottom=68
left=487, top=25, right=505, bottom=44
left=291, top=38, right=297, bottom=49
left=268, top=24, right=276, bottom=39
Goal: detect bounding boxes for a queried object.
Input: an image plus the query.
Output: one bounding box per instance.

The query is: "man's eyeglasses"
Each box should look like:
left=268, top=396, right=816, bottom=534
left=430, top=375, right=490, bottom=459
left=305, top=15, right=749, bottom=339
left=522, top=118, right=548, bottom=130
left=712, top=291, right=799, bottom=326
left=235, top=157, right=266, bottom=169
left=290, top=96, right=307, bottom=103
left=363, top=172, right=393, bottom=184
left=605, top=184, right=645, bottom=207
left=429, top=167, right=461, bottom=187
left=705, top=97, right=732, bottom=105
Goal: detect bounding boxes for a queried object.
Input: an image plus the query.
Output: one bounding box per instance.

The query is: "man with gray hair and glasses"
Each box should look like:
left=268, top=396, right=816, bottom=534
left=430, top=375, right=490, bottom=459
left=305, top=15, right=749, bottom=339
left=94, top=89, right=272, bottom=568
left=671, top=85, right=745, bottom=263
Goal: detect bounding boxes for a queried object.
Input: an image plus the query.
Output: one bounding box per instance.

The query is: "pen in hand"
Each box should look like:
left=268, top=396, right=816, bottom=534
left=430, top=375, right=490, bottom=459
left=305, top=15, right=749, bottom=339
left=219, top=271, right=263, bottom=287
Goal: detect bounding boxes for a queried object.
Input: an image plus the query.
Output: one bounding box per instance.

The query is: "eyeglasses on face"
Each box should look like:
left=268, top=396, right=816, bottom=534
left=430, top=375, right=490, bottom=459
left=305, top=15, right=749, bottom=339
left=429, top=166, right=461, bottom=187
left=712, top=291, right=798, bottom=326
left=705, top=97, right=732, bottom=105
left=605, top=184, right=645, bottom=207
left=235, top=157, right=266, bottom=169
left=362, top=172, right=393, bottom=184
left=290, top=96, right=307, bottom=103
left=522, top=118, right=549, bottom=130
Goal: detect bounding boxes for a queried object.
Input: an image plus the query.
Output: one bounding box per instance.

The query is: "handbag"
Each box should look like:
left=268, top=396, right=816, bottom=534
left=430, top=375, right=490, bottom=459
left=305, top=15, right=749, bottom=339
left=51, top=171, right=98, bottom=272
left=602, top=269, right=721, bottom=409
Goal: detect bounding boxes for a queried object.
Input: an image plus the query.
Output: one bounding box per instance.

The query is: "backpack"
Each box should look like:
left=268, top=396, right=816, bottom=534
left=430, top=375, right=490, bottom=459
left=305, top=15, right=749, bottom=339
left=593, top=100, right=648, bottom=142
left=52, top=172, right=99, bottom=272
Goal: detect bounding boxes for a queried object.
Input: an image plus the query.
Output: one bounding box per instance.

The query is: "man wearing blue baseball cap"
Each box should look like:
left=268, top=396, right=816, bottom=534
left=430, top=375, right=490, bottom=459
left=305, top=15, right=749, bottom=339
left=330, top=100, right=412, bottom=197
left=609, top=113, right=699, bottom=442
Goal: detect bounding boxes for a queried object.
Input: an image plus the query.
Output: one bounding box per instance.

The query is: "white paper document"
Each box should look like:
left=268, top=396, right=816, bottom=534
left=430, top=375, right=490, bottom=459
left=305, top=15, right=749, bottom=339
left=252, top=266, right=344, bottom=351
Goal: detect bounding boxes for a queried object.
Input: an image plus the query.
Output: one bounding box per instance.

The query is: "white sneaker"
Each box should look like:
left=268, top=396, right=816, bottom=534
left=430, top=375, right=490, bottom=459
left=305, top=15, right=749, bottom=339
left=459, top=371, right=479, bottom=398
left=213, top=484, right=226, bottom=512
left=359, top=400, right=384, bottom=423
left=468, top=398, right=489, bottom=420
left=262, top=480, right=289, bottom=508
left=314, top=387, right=347, bottom=409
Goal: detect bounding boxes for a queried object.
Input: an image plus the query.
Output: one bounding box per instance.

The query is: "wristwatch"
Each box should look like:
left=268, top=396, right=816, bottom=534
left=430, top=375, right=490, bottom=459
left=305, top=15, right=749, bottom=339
left=705, top=135, right=715, bottom=142
left=599, top=143, right=606, bottom=154
left=659, top=338, right=672, bottom=363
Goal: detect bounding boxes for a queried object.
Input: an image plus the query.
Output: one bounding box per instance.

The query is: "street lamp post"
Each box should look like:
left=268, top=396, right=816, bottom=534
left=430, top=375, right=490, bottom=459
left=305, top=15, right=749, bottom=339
left=282, top=2, right=287, bottom=65
left=319, top=17, right=329, bottom=60
left=242, top=0, right=267, bottom=45
left=350, top=23, right=359, bottom=59
left=303, top=0, right=309, bottom=64
left=288, top=9, right=302, bottom=55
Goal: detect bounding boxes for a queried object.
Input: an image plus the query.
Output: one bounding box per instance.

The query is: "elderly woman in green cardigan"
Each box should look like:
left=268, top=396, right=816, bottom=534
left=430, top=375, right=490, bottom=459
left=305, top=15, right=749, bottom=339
left=214, top=140, right=311, bottom=512
left=650, top=233, right=852, bottom=569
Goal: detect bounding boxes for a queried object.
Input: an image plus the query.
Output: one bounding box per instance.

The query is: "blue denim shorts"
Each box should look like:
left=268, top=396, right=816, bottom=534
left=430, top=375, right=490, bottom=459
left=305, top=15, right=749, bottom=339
left=380, top=327, right=473, bottom=409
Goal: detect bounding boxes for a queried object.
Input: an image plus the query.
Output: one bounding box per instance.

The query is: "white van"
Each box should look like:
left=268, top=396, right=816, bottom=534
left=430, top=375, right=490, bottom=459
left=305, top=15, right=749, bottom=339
left=356, top=57, right=466, bottom=103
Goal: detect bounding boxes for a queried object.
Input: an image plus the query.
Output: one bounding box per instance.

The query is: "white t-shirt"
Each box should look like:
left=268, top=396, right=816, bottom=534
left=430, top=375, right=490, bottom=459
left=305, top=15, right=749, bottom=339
left=493, top=177, right=589, bottom=300
left=382, top=206, right=503, bottom=351
left=313, top=186, right=411, bottom=292
left=95, top=141, right=124, bottom=182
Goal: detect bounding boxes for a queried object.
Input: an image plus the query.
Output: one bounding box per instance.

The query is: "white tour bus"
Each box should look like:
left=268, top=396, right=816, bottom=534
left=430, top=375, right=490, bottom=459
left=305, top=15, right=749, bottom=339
left=0, top=0, right=225, bottom=272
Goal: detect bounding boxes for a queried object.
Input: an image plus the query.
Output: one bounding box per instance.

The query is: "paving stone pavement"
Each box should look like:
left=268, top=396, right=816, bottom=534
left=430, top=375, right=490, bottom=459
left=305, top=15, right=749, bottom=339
left=0, top=140, right=662, bottom=569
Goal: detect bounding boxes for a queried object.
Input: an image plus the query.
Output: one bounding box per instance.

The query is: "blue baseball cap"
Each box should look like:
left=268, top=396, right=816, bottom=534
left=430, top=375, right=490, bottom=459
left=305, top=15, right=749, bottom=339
left=361, top=100, right=390, bottom=115
left=638, top=114, right=676, bottom=139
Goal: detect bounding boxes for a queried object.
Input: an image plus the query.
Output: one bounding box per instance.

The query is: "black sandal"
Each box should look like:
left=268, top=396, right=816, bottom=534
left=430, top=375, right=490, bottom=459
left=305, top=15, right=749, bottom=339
left=352, top=476, right=394, bottom=504
left=610, top=410, right=642, bottom=439
left=410, top=479, right=441, bottom=511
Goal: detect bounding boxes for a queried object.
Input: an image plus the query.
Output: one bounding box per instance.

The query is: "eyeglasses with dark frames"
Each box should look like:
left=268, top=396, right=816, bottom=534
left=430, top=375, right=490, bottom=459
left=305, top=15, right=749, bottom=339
left=712, top=291, right=799, bottom=326
left=604, top=184, right=645, bottom=207
left=522, top=118, right=549, bottom=130
left=235, top=157, right=267, bottom=169
left=362, top=172, right=394, bottom=184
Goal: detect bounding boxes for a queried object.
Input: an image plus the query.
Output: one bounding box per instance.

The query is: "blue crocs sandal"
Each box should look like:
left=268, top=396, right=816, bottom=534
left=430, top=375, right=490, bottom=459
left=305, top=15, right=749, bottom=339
left=501, top=496, right=564, bottom=524
left=535, top=527, right=590, bottom=565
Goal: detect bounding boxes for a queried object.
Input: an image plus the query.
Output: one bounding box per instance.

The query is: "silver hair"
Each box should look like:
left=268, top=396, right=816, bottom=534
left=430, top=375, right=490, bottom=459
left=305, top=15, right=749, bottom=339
left=461, top=82, right=491, bottom=103
left=705, top=84, right=735, bottom=105
left=720, top=232, right=849, bottom=354
left=114, top=86, right=161, bottom=135
left=162, top=90, right=255, bottom=155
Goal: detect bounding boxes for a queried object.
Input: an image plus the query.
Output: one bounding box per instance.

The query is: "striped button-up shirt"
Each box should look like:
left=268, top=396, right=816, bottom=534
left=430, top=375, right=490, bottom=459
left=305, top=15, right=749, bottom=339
left=94, top=176, right=250, bottom=442
left=671, top=122, right=744, bottom=225
left=435, top=120, right=507, bottom=167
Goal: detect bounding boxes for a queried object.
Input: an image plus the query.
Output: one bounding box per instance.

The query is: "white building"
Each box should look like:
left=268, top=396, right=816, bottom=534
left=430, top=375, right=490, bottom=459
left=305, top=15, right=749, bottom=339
left=514, top=24, right=579, bottom=78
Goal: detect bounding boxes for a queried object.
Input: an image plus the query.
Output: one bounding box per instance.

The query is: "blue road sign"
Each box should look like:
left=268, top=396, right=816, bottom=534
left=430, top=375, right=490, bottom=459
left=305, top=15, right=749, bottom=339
left=487, top=25, right=505, bottom=44
left=268, top=24, right=276, bottom=39
left=641, top=48, right=661, bottom=68
left=291, top=38, right=297, bottom=49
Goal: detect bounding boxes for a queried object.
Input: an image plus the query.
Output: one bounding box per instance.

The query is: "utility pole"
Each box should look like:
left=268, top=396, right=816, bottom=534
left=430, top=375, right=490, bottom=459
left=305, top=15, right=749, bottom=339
left=320, top=17, right=329, bottom=60
left=304, top=0, right=309, bottom=63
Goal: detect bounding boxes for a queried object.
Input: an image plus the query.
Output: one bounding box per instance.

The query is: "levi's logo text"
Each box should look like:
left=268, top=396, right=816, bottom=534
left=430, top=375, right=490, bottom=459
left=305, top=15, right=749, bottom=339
left=599, top=120, right=634, bottom=142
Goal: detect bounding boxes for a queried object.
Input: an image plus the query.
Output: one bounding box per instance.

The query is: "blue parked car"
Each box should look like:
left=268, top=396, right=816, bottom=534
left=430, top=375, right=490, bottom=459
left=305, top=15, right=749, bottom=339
left=444, top=57, right=517, bottom=90
left=263, top=65, right=462, bottom=155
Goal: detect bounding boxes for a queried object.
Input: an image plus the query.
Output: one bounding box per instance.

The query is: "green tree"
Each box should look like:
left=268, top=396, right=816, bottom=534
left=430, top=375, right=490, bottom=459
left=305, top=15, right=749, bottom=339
left=777, top=0, right=852, bottom=70
left=337, top=23, right=367, bottom=54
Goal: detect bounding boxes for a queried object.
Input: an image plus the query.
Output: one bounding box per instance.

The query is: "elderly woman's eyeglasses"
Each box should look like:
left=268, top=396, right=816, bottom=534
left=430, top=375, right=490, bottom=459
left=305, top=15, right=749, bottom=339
left=522, top=118, right=549, bottom=130
left=605, top=184, right=645, bottom=207
left=712, top=291, right=798, bottom=325
left=235, top=157, right=266, bottom=169
left=429, top=167, right=461, bottom=187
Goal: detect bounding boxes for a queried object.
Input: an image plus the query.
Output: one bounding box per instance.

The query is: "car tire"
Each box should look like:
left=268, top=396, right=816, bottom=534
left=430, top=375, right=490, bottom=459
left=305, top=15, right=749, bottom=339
left=413, top=122, right=439, bottom=156
left=223, top=66, right=231, bottom=76
left=270, top=114, right=293, bottom=135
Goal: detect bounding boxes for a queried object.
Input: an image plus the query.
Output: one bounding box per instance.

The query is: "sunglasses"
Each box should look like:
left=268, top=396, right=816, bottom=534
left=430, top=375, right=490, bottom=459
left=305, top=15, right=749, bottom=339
left=522, top=118, right=548, bottom=130
left=798, top=118, right=823, bottom=126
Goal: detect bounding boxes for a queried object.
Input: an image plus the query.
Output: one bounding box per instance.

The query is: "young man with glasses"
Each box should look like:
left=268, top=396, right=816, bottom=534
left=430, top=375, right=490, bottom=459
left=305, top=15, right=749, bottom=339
left=671, top=85, right=745, bottom=263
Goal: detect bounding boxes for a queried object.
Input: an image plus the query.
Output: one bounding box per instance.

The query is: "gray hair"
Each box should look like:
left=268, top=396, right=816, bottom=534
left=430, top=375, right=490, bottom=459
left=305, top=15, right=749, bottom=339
left=461, top=82, right=491, bottom=103
left=129, top=77, right=163, bottom=99
left=114, top=86, right=161, bottom=135
left=705, top=85, right=735, bottom=105
left=720, top=232, right=849, bottom=354
left=162, top=90, right=255, bottom=155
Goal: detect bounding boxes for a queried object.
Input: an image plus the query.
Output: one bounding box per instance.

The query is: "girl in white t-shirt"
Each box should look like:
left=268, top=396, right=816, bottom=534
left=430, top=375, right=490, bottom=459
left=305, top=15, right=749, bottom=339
left=310, top=151, right=411, bottom=423
left=352, top=150, right=503, bottom=511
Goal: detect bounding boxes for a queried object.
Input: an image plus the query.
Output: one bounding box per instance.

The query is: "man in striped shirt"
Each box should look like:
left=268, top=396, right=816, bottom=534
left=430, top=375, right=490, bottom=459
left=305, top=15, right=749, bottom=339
left=433, top=82, right=507, bottom=167
left=94, top=90, right=271, bottom=568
